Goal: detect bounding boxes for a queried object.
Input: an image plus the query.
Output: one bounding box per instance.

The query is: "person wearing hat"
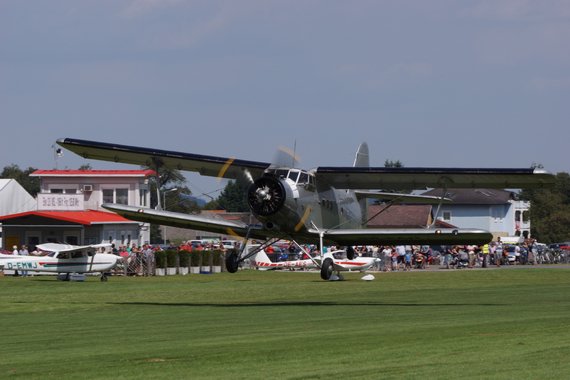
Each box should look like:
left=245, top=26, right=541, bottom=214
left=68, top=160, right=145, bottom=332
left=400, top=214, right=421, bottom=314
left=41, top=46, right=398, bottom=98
left=19, top=245, right=29, bottom=277
left=12, top=245, right=19, bottom=276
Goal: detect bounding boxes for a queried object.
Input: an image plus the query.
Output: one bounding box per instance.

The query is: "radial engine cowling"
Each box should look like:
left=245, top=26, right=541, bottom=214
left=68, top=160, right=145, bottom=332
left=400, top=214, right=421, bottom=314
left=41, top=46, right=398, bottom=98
left=247, top=175, right=286, bottom=216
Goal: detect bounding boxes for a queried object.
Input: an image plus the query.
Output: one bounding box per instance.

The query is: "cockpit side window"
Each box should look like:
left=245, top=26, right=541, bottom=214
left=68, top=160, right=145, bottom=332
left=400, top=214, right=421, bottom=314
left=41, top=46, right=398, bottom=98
left=298, top=172, right=309, bottom=184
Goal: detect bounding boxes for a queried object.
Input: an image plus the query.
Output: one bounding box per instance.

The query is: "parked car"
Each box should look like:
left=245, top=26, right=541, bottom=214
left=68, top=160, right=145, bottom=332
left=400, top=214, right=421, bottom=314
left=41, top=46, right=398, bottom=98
left=504, top=245, right=518, bottom=263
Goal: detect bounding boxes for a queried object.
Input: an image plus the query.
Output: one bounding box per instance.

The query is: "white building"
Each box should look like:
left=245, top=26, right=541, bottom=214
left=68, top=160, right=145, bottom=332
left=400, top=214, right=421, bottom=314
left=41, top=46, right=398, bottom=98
left=423, top=188, right=531, bottom=240
left=0, top=170, right=154, bottom=250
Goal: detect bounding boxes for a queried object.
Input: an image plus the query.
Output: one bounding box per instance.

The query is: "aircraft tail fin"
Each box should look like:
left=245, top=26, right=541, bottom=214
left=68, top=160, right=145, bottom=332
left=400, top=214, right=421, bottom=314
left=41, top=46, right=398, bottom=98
left=254, top=249, right=272, bottom=265
left=353, top=142, right=369, bottom=167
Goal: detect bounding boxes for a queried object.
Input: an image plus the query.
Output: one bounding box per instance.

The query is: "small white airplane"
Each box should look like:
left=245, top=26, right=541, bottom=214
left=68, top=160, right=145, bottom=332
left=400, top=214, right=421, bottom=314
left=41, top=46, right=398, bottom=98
left=317, top=250, right=380, bottom=281
left=0, top=243, right=118, bottom=281
left=254, top=248, right=317, bottom=270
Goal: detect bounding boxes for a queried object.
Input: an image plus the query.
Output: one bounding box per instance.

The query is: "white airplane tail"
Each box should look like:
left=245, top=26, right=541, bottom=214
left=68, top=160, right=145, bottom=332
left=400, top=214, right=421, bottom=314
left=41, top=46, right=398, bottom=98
left=254, top=249, right=272, bottom=265
left=353, top=142, right=369, bottom=168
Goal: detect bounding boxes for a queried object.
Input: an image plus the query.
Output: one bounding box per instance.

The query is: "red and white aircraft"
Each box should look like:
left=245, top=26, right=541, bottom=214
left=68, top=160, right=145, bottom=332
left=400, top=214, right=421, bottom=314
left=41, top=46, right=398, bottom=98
left=254, top=248, right=317, bottom=270
left=317, top=250, right=380, bottom=281
left=254, top=246, right=379, bottom=280
left=0, top=243, right=118, bottom=281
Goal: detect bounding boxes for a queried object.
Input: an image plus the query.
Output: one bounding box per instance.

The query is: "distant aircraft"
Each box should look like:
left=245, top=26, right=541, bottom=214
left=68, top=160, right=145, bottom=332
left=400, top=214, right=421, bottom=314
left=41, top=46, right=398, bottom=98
left=253, top=247, right=317, bottom=271
left=57, top=137, right=554, bottom=277
left=317, top=250, right=380, bottom=281
left=0, top=243, right=118, bottom=281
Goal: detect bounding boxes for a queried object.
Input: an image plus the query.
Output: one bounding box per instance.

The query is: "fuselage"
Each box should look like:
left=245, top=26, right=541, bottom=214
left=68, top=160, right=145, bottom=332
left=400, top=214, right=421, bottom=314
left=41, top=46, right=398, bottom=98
left=0, top=252, right=118, bottom=273
left=248, top=168, right=364, bottom=239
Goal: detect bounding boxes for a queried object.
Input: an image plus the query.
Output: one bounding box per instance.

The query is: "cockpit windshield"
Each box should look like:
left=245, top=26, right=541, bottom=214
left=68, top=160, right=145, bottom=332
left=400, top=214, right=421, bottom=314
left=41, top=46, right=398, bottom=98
left=269, top=169, right=315, bottom=186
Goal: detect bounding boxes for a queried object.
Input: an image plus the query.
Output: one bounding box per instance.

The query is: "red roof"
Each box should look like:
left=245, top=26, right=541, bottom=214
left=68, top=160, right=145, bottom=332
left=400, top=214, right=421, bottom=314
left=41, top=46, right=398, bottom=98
left=0, top=210, right=137, bottom=225
left=31, top=169, right=156, bottom=177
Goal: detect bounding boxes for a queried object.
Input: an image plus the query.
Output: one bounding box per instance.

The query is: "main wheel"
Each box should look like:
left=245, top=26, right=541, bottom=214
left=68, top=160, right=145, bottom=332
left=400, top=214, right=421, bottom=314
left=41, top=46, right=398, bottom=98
left=347, top=246, right=355, bottom=260
left=226, top=250, right=240, bottom=273
left=320, top=258, right=334, bottom=280
left=100, top=274, right=108, bottom=282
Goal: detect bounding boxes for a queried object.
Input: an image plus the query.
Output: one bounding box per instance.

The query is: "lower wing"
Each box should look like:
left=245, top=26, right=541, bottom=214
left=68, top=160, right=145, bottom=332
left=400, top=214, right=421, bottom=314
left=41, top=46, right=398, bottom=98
left=104, top=204, right=493, bottom=246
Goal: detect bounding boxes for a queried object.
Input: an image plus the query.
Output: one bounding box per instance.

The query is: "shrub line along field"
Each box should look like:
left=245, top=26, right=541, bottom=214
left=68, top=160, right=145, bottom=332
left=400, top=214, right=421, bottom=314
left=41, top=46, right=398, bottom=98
left=1, top=267, right=569, bottom=379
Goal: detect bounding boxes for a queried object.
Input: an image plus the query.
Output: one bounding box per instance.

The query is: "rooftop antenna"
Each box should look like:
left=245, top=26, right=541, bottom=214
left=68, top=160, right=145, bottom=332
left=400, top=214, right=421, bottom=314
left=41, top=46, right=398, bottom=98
left=51, top=144, right=63, bottom=169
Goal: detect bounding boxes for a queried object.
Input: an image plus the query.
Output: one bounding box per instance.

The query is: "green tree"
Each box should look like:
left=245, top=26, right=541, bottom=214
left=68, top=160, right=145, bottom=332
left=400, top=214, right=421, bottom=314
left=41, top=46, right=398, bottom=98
left=519, top=172, right=570, bottom=243
left=1, top=164, right=40, bottom=196
left=141, top=164, right=196, bottom=243
left=384, top=159, right=403, bottom=168
left=204, top=177, right=250, bottom=212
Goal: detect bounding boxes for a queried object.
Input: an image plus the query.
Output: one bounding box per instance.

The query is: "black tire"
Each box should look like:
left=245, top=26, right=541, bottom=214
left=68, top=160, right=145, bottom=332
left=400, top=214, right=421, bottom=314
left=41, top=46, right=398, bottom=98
left=100, top=275, right=108, bottom=282
left=320, top=258, right=334, bottom=280
left=347, top=246, right=355, bottom=260
left=226, top=251, right=239, bottom=273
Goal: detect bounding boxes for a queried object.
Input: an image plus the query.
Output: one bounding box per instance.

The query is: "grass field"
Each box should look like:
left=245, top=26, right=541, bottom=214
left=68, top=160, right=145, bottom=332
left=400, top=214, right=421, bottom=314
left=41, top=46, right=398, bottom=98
left=1, top=267, right=569, bottom=379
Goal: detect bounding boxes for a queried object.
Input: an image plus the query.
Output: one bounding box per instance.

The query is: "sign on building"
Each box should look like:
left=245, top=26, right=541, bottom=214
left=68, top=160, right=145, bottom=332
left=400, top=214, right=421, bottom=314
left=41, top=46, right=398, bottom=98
left=37, top=194, right=84, bottom=211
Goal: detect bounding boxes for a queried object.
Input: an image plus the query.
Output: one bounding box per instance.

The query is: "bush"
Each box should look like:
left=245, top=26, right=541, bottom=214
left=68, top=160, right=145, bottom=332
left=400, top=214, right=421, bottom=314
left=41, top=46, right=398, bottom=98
left=201, top=250, right=211, bottom=267
left=166, top=250, right=178, bottom=267
left=154, top=251, right=166, bottom=268
left=179, top=250, right=190, bottom=267
left=190, top=251, right=200, bottom=267
left=212, top=250, right=224, bottom=266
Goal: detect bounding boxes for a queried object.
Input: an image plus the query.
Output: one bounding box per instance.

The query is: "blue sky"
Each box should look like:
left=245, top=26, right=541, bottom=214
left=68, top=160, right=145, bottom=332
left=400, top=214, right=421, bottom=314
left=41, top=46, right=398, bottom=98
left=1, top=1, right=569, bottom=196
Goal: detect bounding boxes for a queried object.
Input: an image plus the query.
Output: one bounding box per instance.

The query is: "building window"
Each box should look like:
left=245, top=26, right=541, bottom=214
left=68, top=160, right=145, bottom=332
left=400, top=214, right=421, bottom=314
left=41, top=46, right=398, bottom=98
left=442, top=211, right=451, bottom=221
left=116, top=189, right=128, bottom=205
left=522, top=211, right=530, bottom=223
left=102, top=188, right=129, bottom=204
left=50, top=189, right=64, bottom=194
left=139, top=189, right=147, bottom=207
left=103, top=189, right=114, bottom=203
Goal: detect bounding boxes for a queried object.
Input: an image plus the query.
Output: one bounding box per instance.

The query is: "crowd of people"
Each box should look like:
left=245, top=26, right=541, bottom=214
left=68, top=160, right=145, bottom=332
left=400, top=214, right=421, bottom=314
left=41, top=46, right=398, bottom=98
left=4, top=237, right=560, bottom=277
left=353, top=238, right=548, bottom=272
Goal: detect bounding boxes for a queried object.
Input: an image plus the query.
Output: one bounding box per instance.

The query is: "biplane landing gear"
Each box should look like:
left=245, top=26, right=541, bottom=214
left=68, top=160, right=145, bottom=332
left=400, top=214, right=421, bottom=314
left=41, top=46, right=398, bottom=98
left=320, top=258, right=334, bottom=280
left=225, top=251, right=240, bottom=273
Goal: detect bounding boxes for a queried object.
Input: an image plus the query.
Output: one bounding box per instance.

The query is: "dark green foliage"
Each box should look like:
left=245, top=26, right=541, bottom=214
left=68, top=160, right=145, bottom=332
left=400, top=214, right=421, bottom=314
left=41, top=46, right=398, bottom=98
left=178, top=250, right=190, bottom=267
left=201, top=250, right=211, bottom=266
left=190, top=251, right=200, bottom=266
left=520, top=172, right=570, bottom=243
left=165, top=249, right=178, bottom=267
left=384, top=159, right=404, bottom=168
left=154, top=250, right=166, bottom=268
left=212, top=250, right=224, bottom=266
left=1, top=164, right=40, bottom=196
left=206, top=178, right=249, bottom=212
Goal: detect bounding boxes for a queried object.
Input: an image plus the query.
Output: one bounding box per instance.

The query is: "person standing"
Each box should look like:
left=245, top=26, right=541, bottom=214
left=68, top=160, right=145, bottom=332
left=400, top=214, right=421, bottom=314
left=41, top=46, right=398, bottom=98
left=12, top=245, right=20, bottom=276
left=481, top=243, right=489, bottom=268
left=18, top=245, right=29, bottom=277
left=495, top=239, right=503, bottom=267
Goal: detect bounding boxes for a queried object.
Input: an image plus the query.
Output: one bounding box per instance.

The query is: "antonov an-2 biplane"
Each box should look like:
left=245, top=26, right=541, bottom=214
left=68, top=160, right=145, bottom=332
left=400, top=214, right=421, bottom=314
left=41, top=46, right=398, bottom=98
left=57, top=138, right=554, bottom=279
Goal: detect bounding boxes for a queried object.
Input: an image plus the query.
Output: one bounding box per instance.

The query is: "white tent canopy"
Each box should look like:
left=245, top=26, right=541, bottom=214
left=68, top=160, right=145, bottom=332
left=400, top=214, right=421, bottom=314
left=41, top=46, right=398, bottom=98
left=0, top=179, right=36, bottom=216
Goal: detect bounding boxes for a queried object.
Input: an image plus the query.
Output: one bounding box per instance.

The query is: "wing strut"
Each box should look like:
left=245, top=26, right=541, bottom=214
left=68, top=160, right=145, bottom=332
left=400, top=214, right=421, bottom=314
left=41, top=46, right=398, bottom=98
left=430, top=187, right=448, bottom=228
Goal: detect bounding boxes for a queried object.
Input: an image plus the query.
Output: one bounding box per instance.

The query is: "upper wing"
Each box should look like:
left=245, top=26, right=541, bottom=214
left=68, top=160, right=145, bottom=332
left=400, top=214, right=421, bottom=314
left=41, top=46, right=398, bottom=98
left=316, top=167, right=554, bottom=190
left=57, top=138, right=270, bottom=181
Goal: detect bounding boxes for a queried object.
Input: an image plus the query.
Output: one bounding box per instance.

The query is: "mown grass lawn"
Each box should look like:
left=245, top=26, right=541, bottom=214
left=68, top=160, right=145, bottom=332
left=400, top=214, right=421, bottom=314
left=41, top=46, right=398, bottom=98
left=1, top=268, right=569, bottom=379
